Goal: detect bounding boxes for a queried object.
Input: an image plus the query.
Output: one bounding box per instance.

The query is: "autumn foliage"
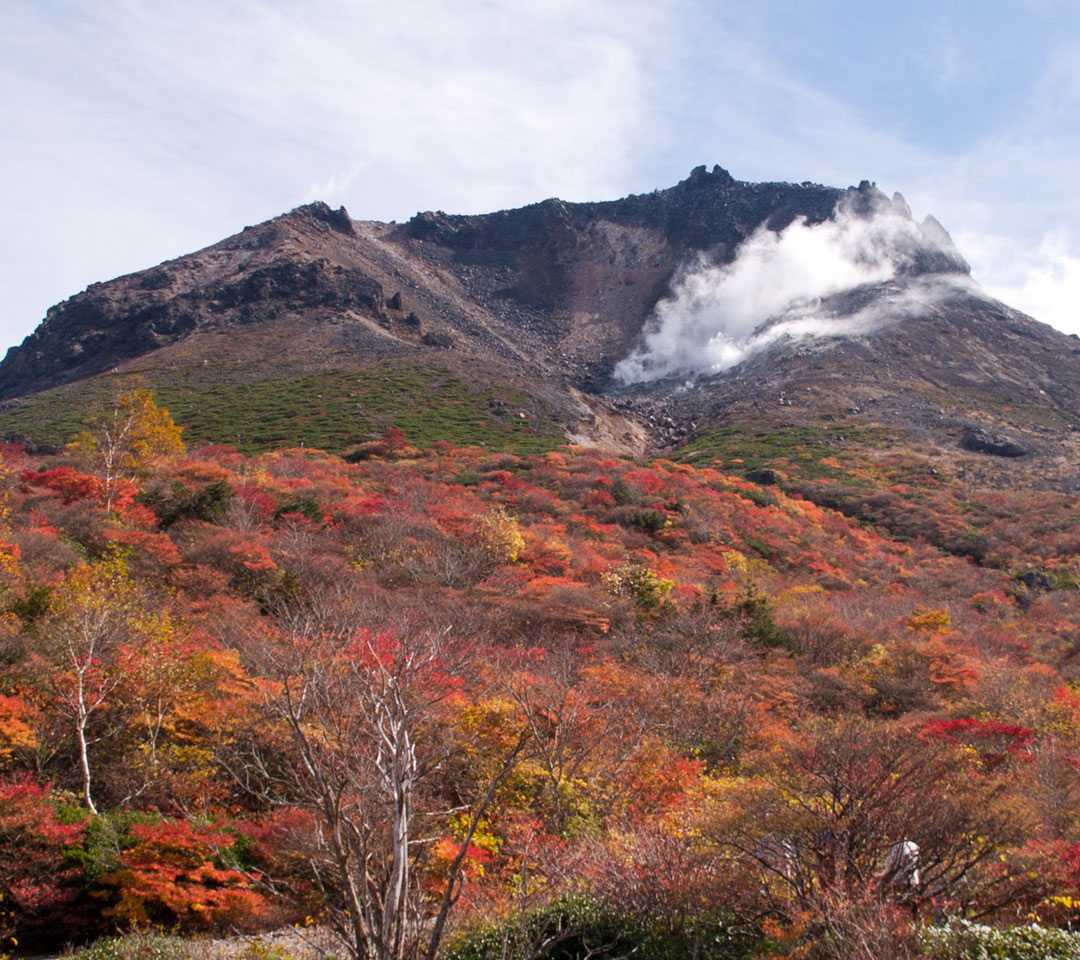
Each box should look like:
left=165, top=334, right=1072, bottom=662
left=1, top=407, right=1080, bottom=956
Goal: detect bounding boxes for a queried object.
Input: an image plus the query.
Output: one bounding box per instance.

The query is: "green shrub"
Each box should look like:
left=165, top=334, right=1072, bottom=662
left=65, top=931, right=191, bottom=960
left=8, top=581, right=52, bottom=623
left=920, top=920, right=1080, bottom=959
left=65, top=809, right=161, bottom=885
left=443, top=894, right=753, bottom=960
left=274, top=498, right=323, bottom=523
left=740, top=487, right=778, bottom=508
left=725, top=585, right=793, bottom=652
left=140, top=479, right=233, bottom=527
left=630, top=510, right=669, bottom=534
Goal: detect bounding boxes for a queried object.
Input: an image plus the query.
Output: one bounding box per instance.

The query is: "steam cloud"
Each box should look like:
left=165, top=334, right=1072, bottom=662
left=615, top=200, right=976, bottom=383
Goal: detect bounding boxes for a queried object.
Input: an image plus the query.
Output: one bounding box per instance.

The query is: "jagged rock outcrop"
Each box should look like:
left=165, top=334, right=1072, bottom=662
left=0, top=169, right=972, bottom=401
left=2, top=166, right=1079, bottom=484
left=962, top=426, right=1028, bottom=458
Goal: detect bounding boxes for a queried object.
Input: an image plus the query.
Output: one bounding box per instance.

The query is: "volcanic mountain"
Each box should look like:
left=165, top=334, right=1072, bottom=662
left=3, top=165, right=1079, bottom=489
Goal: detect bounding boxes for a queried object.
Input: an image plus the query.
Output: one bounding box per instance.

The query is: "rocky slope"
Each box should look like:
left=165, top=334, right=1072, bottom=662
left=3, top=165, right=1080, bottom=482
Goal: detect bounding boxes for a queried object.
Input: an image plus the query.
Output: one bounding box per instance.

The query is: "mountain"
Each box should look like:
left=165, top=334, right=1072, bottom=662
left=3, top=165, right=1080, bottom=489
left=7, top=169, right=1080, bottom=957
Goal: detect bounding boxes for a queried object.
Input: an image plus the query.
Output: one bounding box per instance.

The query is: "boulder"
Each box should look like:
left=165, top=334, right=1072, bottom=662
left=421, top=331, right=454, bottom=349
left=1017, top=570, right=1052, bottom=592
left=961, top=426, right=1027, bottom=458
left=746, top=468, right=780, bottom=486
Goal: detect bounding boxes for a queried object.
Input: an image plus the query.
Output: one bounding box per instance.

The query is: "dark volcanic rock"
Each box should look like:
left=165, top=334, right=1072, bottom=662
left=1017, top=570, right=1053, bottom=591
left=0, top=252, right=383, bottom=399
left=961, top=427, right=1028, bottom=458
left=746, top=468, right=780, bottom=485
left=420, top=331, right=454, bottom=349
left=401, top=166, right=846, bottom=261
left=4, top=163, right=1080, bottom=483
left=209, top=259, right=382, bottom=313
left=294, top=201, right=356, bottom=236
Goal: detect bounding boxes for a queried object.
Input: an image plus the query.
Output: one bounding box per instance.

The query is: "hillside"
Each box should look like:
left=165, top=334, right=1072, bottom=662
left=2, top=170, right=1080, bottom=960
left=4, top=168, right=1080, bottom=490
left=2, top=424, right=1080, bottom=958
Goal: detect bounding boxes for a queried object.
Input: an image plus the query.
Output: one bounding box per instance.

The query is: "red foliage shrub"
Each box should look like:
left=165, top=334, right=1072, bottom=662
left=234, top=483, right=277, bottom=521
left=0, top=778, right=89, bottom=948
left=97, top=820, right=272, bottom=932
left=920, top=717, right=1035, bottom=770
left=21, top=466, right=102, bottom=503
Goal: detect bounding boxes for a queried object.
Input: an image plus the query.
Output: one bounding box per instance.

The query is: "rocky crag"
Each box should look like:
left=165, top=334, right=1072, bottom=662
left=3, top=166, right=1080, bottom=486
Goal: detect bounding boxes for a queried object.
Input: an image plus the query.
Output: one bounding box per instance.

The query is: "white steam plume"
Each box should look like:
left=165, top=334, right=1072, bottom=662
left=615, top=201, right=973, bottom=383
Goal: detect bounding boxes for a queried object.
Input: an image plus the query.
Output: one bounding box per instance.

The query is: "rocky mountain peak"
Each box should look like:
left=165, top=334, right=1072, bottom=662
left=287, top=201, right=356, bottom=236
left=2, top=166, right=1079, bottom=487
left=677, top=163, right=736, bottom=190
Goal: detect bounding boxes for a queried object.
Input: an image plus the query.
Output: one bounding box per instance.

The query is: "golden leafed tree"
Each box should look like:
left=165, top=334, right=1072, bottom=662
left=71, top=382, right=184, bottom=512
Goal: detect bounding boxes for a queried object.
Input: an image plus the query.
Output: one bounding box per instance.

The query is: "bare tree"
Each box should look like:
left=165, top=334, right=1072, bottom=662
left=36, top=558, right=138, bottom=813
left=706, top=718, right=1041, bottom=924
left=506, top=642, right=640, bottom=833
left=235, top=598, right=530, bottom=960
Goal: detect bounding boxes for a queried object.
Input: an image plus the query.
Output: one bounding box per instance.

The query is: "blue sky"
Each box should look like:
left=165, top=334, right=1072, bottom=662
left=3, top=0, right=1079, bottom=354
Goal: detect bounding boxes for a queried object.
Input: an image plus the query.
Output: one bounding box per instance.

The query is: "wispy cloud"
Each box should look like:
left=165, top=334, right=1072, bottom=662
left=958, top=228, right=1080, bottom=334
left=904, top=42, right=1080, bottom=333
left=642, top=16, right=935, bottom=190
left=0, top=0, right=661, bottom=348
left=931, top=26, right=979, bottom=89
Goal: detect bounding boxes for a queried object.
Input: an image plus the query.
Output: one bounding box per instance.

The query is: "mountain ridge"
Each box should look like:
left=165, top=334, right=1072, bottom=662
left=0, top=167, right=966, bottom=399
left=3, top=166, right=1080, bottom=489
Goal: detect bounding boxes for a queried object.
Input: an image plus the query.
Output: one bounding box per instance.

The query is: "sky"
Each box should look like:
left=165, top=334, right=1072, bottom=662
left=3, top=0, right=1080, bottom=355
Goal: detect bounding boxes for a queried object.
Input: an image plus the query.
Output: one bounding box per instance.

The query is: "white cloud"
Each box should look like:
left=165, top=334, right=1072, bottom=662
left=0, top=0, right=661, bottom=350
left=958, top=228, right=1080, bottom=335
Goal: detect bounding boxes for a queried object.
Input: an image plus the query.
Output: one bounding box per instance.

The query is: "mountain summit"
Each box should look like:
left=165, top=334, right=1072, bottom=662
left=2, top=167, right=1079, bottom=486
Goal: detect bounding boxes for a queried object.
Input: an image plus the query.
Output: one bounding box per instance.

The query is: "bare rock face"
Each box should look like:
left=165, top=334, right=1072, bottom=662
left=301, top=201, right=357, bottom=236
left=0, top=255, right=384, bottom=393
left=962, top=427, right=1027, bottom=458
left=0, top=201, right=385, bottom=398
left=0, top=169, right=971, bottom=401
left=2, top=165, right=1080, bottom=476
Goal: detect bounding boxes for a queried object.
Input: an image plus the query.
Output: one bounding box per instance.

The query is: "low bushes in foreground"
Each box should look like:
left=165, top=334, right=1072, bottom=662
left=920, top=920, right=1080, bottom=960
